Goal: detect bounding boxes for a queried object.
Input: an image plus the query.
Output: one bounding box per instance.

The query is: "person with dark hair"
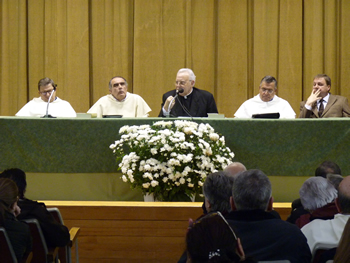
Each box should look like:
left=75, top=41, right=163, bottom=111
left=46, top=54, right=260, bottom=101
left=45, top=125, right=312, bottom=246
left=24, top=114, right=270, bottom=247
left=299, top=74, right=350, bottom=118
left=225, top=169, right=311, bottom=263
left=88, top=76, right=151, bottom=117
left=15, top=77, right=76, bottom=117
left=0, top=168, right=70, bottom=248
left=234, top=75, right=296, bottom=118
left=159, top=68, right=218, bottom=117
left=186, top=211, right=255, bottom=263
left=0, top=178, right=32, bottom=262
left=315, top=160, right=342, bottom=178
left=302, top=175, right=350, bottom=256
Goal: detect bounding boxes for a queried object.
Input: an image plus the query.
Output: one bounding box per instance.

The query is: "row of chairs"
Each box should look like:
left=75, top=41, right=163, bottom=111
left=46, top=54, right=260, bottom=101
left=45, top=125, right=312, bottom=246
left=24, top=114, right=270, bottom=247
left=0, top=208, right=80, bottom=263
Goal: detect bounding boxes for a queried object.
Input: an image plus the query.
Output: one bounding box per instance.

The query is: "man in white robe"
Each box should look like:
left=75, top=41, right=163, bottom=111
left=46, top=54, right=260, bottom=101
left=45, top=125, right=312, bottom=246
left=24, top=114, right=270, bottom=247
left=16, top=78, right=76, bottom=117
left=87, top=76, right=151, bottom=118
left=234, top=76, right=296, bottom=119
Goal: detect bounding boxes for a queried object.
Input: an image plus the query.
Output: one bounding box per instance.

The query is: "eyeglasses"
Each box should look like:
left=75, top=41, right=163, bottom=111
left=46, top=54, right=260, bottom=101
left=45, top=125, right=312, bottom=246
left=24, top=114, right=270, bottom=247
left=39, top=89, right=55, bottom=95
left=175, top=80, right=189, bottom=86
left=260, top=88, right=275, bottom=94
left=113, top=82, right=126, bottom=88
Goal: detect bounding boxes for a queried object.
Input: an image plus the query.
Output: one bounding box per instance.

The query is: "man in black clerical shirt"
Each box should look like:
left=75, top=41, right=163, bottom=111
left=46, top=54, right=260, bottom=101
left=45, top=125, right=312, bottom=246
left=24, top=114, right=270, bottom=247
left=158, top=68, right=218, bottom=117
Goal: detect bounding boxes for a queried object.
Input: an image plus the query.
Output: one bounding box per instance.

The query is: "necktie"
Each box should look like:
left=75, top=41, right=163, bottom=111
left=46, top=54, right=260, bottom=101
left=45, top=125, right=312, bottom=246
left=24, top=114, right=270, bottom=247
left=318, top=99, right=324, bottom=117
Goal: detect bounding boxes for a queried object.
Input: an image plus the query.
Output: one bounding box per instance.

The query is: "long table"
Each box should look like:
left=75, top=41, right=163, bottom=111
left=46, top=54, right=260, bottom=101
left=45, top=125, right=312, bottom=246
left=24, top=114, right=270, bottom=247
left=1, top=117, right=349, bottom=201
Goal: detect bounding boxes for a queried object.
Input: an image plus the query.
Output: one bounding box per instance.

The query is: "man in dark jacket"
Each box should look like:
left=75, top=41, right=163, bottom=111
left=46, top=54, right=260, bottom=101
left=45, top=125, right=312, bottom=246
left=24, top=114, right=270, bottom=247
left=0, top=168, right=70, bottom=248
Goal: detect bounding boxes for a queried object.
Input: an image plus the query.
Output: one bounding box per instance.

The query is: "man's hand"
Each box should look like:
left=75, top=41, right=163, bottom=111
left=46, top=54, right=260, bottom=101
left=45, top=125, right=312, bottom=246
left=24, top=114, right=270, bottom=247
left=164, top=96, right=175, bottom=111
left=306, top=89, right=322, bottom=107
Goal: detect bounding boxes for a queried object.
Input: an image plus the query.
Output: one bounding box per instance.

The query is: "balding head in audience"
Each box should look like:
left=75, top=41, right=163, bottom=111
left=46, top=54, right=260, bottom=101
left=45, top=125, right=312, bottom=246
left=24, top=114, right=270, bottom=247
left=224, top=162, right=247, bottom=177
left=336, top=175, right=350, bottom=214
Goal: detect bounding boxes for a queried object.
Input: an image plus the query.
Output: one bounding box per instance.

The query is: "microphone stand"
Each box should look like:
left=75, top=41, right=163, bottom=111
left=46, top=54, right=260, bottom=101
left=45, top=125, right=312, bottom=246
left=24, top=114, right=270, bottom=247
left=41, top=90, right=56, bottom=118
left=166, top=88, right=184, bottom=118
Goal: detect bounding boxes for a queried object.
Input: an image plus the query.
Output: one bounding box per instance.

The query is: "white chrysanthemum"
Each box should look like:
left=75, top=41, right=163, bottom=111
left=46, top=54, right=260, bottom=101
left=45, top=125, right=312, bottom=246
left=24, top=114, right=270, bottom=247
left=188, top=183, right=194, bottom=187
left=209, top=133, right=219, bottom=141
left=179, top=178, right=186, bottom=184
left=142, top=183, right=150, bottom=189
left=151, top=180, right=159, bottom=187
left=122, top=175, right=127, bottom=182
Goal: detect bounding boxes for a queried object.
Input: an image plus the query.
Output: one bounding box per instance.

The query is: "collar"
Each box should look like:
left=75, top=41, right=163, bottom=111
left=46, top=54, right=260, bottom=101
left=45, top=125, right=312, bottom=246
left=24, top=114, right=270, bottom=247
left=318, top=93, right=330, bottom=103
left=183, top=88, right=193, bottom=99
left=225, top=209, right=277, bottom=222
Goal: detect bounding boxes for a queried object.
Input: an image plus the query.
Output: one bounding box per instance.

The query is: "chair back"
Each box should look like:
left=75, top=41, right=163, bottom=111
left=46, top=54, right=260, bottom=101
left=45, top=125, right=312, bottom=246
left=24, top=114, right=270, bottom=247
left=47, top=207, right=80, bottom=263
left=23, top=218, right=58, bottom=263
left=0, top=227, right=18, bottom=263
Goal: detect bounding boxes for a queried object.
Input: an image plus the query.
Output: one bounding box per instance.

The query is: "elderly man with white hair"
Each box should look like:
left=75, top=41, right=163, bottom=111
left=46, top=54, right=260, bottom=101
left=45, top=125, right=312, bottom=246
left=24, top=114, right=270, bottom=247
left=159, top=68, right=218, bottom=117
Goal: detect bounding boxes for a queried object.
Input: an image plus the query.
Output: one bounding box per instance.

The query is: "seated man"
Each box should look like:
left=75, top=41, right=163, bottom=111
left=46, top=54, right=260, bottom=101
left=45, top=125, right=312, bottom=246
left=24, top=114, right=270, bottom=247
left=16, top=77, right=76, bottom=117
left=299, top=74, right=350, bottom=118
left=87, top=76, right=151, bottom=117
left=301, top=175, right=350, bottom=255
left=159, top=68, right=218, bottom=117
left=234, top=76, right=296, bottom=118
left=291, top=177, right=338, bottom=228
left=0, top=168, right=70, bottom=248
left=225, top=169, right=311, bottom=262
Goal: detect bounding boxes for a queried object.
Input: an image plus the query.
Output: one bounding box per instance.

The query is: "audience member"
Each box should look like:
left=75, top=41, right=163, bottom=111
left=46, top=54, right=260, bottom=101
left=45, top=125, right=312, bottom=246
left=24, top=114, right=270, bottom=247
left=16, top=77, right=76, bottom=117
left=224, top=162, right=247, bottom=177
left=290, top=177, right=338, bottom=228
left=301, top=175, right=350, bottom=255
left=326, top=173, right=343, bottom=191
left=234, top=76, right=296, bottom=118
left=0, top=178, right=32, bottom=262
left=315, top=160, right=342, bottom=178
left=186, top=211, right=255, bottom=263
left=179, top=171, right=235, bottom=263
left=299, top=74, right=350, bottom=118
left=159, top=68, right=218, bottom=117
left=333, top=218, right=350, bottom=263
left=225, top=169, right=311, bottom=262
left=87, top=76, right=151, bottom=117
left=0, top=168, right=70, bottom=248
left=291, top=160, right=341, bottom=212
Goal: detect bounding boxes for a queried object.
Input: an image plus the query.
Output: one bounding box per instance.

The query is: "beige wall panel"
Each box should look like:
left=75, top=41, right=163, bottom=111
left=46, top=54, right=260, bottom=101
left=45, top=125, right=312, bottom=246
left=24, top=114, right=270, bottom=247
left=278, top=0, right=303, bottom=115
left=253, top=0, right=279, bottom=90
left=90, top=0, right=134, bottom=109
left=63, top=0, right=90, bottom=112
left=324, top=0, right=339, bottom=94
left=216, top=0, right=248, bottom=117
left=190, top=1, right=216, bottom=94
left=27, top=0, right=45, bottom=97
left=340, top=1, right=350, bottom=100
left=0, top=0, right=27, bottom=116
left=302, top=0, right=324, bottom=99
left=133, top=0, right=189, bottom=117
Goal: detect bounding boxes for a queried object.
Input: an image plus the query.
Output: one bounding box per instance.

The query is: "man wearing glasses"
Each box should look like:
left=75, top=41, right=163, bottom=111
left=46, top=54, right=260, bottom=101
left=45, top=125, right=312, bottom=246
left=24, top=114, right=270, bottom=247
left=234, top=75, right=296, bottom=118
left=16, top=77, right=76, bottom=117
left=87, top=76, right=151, bottom=117
left=158, top=68, right=218, bottom=117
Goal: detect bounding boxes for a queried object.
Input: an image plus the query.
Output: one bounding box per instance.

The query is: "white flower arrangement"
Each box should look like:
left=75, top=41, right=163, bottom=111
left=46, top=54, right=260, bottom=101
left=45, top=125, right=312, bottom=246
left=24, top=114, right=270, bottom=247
left=110, top=120, right=234, bottom=201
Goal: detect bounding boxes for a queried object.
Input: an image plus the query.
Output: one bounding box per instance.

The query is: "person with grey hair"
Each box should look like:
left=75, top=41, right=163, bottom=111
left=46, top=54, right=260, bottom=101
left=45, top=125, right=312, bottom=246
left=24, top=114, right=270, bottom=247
left=88, top=76, right=151, bottom=117
left=292, top=177, right=339, bottom=228
left=300, top=74, right=350, bottom=118
left=224, top=169, right=311, bottom=263
left=302, top=175, right=350, bottom=257
left=16, top=77, right=76, bottom=117
left=159, top=68, right=218, bottom=117
left=234, top=75, right=296, bottom=118
left=203, top=171, right=233, bottom=214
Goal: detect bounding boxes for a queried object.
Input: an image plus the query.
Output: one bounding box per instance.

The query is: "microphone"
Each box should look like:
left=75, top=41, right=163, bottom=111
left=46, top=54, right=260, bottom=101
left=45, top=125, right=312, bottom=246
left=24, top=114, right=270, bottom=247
left=41, top=86, right=57, bottom=118
left=166, top=88, right=185, bottom=117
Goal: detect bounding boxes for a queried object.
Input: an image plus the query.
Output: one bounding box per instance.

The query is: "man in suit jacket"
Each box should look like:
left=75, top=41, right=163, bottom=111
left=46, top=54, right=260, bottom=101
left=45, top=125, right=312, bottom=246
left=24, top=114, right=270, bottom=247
left=158, top=68, right=218, bottom=117
left=299, top=74, right=350, bottom=118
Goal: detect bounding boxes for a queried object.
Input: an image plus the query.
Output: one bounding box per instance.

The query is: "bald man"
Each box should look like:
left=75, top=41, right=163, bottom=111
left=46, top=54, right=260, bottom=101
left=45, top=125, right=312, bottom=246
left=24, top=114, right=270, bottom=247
left=301, top=175, right=350, bottom=255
